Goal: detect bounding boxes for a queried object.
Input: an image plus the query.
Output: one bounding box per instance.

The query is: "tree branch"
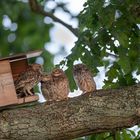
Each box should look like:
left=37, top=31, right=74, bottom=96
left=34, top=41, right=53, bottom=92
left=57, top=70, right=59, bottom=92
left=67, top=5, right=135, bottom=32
left=28, top=0, right=79, bottom=36
left=1, top=83, right=140, bottom=140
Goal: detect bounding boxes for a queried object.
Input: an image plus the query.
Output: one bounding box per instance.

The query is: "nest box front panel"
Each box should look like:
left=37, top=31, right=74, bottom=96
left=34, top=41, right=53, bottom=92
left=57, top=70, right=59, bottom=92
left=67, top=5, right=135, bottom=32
left=0, top=60, right=18, bottom=107
left=0, top=60, right=11, bottom=74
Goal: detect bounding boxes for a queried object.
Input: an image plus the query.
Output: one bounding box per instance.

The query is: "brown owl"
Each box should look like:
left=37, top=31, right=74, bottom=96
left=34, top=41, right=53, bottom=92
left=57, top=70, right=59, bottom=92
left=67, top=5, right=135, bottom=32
left=41, top=74, right=54, bottom=101
left=14, top=63, right=43, bottom=97
left=73, top=64, right=96, bottom=94
left=41, top=68, right=69, bottom=101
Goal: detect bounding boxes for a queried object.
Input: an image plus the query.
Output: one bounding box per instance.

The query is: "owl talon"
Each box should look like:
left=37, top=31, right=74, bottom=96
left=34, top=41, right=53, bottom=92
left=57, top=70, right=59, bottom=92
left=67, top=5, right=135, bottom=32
left=23, top=88, right=29, bottom=97
left=27, top=88, right=33, bottom=96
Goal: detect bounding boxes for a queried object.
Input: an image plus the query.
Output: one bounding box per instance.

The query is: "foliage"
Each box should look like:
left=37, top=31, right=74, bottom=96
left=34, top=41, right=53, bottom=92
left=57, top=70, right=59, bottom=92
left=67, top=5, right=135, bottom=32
left=65, top=0, right=140, bottom=91
left=74, top=129, right=140, bottom=140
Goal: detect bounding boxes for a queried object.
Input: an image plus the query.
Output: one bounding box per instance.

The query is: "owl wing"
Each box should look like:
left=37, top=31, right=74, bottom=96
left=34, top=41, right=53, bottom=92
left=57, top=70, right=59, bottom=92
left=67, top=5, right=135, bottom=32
left=41, top=80, right=54, bottom=101
left=55, top=76, right=69, bottom=100
left=73, top=73, right=80, bottom=87
left=64, top=77, right=70, bottom=94
left=80, top=72, right=96, bottom=92
left=15, top=70, right=38, bottom=89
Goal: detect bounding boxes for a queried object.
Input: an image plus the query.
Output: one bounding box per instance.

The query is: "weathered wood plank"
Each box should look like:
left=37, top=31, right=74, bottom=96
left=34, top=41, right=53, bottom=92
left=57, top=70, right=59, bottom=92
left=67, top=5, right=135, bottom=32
left=0, top=61, right=18, bottom=107
left=0, top=60, right=11, bottom=74
left=18, top=95, right=39, bottom=104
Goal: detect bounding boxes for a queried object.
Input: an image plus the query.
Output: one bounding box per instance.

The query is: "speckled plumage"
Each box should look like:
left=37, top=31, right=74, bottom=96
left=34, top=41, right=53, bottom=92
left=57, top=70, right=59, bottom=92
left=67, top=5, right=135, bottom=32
left=41, top=74, right=54, bottom=101
left=14, top=63, right=43, bottom=97
left=41, top=68, right=69, bottom=101
left=73, top=64, right=96, bottom=93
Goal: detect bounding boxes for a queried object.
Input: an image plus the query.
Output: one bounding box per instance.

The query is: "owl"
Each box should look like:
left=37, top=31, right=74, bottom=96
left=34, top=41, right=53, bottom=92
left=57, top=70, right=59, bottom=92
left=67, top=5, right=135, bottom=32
left=73, top=64, right=96, bottom=94
left=41, top=68, right=69, bottom=101
left=51, top=68, right=69, bottom=101
left=14, top=63, right=43, bottom=97
left=41, top=74, right=54, bottom=101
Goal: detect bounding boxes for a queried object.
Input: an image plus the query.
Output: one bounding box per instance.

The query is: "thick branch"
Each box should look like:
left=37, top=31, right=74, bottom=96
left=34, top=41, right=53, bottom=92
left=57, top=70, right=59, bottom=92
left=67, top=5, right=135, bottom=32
left=29, top=0, right=79, bottom=36
left=0, top=84, right=140, bottom=140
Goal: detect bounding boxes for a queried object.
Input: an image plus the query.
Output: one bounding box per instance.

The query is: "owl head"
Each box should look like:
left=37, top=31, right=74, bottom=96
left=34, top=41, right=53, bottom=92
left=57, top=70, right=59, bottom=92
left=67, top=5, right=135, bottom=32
left=52, top=68, right=64, bottom=77
left=41, top=74, right=52, bottom=82
left=30, top=64, right=43, bottom=73
left=73, top=64, right=89, bottom=74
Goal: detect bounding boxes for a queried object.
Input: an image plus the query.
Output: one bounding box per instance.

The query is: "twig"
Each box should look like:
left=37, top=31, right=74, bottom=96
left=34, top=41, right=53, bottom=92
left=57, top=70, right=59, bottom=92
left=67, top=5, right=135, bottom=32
left=29, top=0, right=79, bottom=36
left=107, top=53, right=118, bottom=58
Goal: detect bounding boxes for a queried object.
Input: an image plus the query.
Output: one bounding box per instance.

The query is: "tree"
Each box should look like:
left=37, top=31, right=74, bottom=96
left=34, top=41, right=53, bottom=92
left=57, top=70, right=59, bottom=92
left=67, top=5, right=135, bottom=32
left=0, top=0, right=140, bottom=140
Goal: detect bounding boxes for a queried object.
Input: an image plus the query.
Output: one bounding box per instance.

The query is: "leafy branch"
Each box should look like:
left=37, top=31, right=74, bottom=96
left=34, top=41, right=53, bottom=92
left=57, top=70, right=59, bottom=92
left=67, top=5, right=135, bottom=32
left=29, top=0, right=118, bottom=61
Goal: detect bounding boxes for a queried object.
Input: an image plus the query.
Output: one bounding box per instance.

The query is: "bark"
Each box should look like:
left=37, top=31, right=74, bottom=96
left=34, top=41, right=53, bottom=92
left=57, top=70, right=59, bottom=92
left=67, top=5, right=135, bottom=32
left=1, top=84, right=140, bottom=140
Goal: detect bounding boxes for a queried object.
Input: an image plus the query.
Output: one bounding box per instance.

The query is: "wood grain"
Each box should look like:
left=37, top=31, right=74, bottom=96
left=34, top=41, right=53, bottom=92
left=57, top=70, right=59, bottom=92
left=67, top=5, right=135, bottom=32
left=18, top=95, right=39, bottom=104
left=0, top=60, right=11, bottom=74
left=0, top=73, right=18, bottom=107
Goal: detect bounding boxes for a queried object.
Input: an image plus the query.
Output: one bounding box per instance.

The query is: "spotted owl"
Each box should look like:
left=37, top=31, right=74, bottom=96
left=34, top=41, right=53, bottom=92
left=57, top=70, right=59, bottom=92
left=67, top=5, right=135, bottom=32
left=73, top=64, right=96, bottom=94
left=41, top=68, right=69, bottom=101
left=14, top=63, right=43, bottom=97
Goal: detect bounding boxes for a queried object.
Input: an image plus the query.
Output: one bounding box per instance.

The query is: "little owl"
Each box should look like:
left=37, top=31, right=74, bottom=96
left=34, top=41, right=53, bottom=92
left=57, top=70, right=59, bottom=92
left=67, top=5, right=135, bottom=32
left=73, top=64, right=96, bottom=94
left=41, top=74, right=54, bottom=101
left=41, top=68, right=69, bottom=101
left=14, top=63, right=43, bottom=97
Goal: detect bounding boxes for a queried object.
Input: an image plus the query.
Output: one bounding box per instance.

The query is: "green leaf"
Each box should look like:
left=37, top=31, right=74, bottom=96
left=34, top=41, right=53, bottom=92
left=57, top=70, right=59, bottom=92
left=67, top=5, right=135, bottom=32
left=65, top=63, right=77, bottom=92
left=122, top=129, right=133, bottom=140
left=118, top=57, right=131, bottom=75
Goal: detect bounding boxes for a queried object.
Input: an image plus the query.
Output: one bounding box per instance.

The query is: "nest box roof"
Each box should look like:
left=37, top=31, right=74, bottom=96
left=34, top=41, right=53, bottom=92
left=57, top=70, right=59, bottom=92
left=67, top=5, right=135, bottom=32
left=0, top=50, right=42, bottom=62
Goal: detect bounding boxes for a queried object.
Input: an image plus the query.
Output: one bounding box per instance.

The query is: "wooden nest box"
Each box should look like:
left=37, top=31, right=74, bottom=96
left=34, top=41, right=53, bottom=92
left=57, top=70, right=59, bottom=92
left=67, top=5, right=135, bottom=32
left=0, top=50, right=42, bottom=108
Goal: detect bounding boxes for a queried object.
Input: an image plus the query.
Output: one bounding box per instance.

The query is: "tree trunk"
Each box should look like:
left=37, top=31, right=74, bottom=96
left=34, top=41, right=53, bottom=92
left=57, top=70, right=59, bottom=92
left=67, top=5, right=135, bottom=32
left=0, top=84, right=140, bottom=140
